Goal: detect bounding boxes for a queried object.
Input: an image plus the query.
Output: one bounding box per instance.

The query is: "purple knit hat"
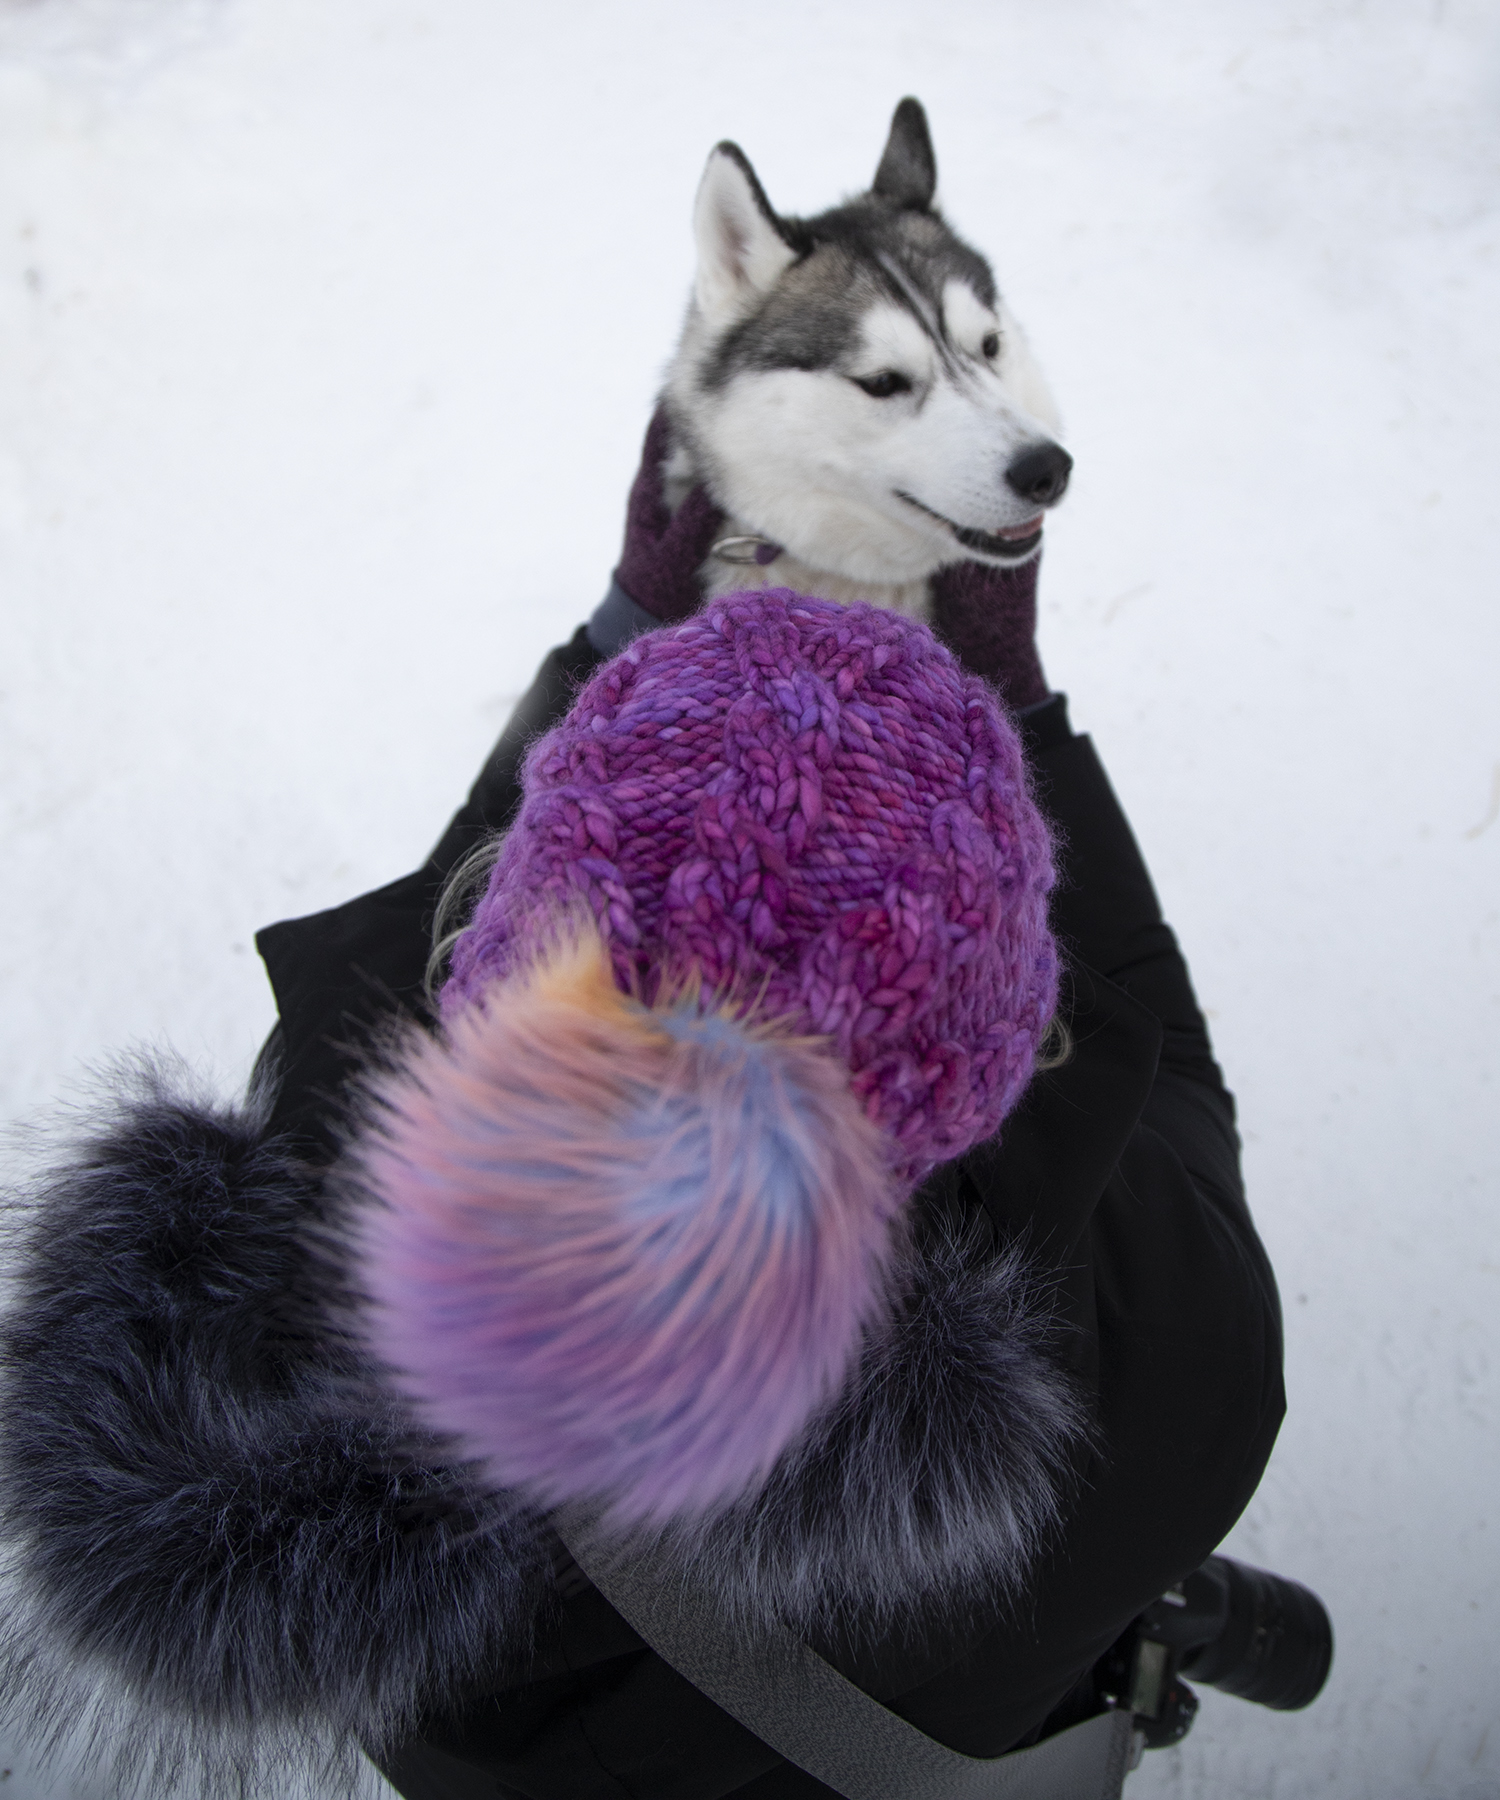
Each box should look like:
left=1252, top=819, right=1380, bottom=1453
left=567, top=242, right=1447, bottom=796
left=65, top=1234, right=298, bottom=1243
left=356, top=592, right=1057, bottom=1526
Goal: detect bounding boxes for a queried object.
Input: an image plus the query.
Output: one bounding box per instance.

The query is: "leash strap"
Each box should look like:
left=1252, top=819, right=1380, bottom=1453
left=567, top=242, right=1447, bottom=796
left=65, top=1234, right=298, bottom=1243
left=556, top=1517, right=1134, bottom=1800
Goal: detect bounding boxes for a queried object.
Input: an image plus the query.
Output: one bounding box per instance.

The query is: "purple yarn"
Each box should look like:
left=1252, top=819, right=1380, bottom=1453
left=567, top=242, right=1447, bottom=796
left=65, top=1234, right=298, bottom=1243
left=360, top=592, right=1061, bottom=1525
left=612, top=408, right=724, bottom=623
left=928, top=553, right=1049, bottom=708
left=446, top=591, right=1058, bottom=1179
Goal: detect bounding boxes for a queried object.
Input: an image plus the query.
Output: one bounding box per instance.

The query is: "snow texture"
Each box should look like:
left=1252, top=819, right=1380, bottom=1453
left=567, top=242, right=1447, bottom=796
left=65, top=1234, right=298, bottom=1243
left=1, top=1, right=1496, bottom=1796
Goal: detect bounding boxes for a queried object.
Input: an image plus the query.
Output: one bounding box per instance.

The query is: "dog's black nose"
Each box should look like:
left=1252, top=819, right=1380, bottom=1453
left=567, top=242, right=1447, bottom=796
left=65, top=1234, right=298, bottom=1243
left=1005, top=442, right=1073, bottom=508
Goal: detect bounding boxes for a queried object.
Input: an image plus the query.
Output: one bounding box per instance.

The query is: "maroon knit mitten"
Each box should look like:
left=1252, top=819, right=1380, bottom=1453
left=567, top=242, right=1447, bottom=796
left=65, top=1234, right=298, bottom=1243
left=928, top=555, right=1048, bottom=708
left=613, top=408, right=724, bottom=624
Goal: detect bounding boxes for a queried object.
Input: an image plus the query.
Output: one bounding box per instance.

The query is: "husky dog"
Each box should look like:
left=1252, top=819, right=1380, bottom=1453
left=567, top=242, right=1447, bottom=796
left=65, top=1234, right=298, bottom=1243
left=665, top=98, right=1072, bottom=619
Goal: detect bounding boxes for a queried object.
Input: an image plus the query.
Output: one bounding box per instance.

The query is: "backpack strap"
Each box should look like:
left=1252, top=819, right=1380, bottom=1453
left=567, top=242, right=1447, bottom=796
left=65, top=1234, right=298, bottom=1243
left=557, top=1515, right=1134, bottom=1800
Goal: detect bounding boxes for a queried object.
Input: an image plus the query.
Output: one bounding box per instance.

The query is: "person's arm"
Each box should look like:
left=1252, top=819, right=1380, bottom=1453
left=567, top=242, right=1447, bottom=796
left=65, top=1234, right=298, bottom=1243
left=1018, top=692, right=1247, bottom=1239
left=880, top=695, right=1285, bottom=1760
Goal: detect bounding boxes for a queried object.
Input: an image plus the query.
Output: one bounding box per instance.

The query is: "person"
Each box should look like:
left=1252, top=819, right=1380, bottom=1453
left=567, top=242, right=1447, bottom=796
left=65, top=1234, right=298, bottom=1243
left=0, top=418, right=1284, bottom=1800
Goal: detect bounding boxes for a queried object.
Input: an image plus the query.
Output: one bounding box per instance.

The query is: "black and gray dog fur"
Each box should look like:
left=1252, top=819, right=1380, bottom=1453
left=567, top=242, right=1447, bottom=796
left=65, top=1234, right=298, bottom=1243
left=694, top=113, right=997, bottom=390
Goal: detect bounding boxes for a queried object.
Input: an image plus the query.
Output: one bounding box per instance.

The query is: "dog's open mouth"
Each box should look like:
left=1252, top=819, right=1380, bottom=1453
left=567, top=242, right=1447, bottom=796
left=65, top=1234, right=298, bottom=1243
left=896, top=492, right=1044, bottom=560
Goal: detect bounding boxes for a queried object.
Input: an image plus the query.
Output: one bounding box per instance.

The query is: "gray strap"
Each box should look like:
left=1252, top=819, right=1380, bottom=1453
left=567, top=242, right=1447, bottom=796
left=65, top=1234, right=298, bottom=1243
left=557, top=1519, right=1133, bottom=1800
left=586, top=579, right=663, bottom=657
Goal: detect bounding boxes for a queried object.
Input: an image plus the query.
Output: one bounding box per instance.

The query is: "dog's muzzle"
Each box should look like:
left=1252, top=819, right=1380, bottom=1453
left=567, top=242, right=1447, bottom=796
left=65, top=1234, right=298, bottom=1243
left=895, top=493, right=1046, bottom=561
left=896, top=441, right=1071, bottom=562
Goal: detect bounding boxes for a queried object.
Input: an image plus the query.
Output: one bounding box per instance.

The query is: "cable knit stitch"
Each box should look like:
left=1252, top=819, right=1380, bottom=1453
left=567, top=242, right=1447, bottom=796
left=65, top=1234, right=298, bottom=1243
left=445, top=590, right=1057, bottom=1179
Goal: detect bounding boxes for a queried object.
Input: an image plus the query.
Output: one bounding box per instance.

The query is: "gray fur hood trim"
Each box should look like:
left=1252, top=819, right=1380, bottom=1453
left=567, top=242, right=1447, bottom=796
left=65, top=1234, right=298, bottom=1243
left=647, top=1213, right=1091, bottom=1643
left=0, top=1059, right=548, bottom=1798
left=0, top=1064, right=1088, bottom=1792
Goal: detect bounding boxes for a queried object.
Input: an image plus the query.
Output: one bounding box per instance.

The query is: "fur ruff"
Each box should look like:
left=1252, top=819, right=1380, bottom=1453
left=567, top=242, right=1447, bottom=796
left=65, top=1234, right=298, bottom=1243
left=648, top=1209, right=1090, bottom=1642
left=0, top=1060, right=1086, bottom=1791
left=0, top=1057, right=548, bottom=1798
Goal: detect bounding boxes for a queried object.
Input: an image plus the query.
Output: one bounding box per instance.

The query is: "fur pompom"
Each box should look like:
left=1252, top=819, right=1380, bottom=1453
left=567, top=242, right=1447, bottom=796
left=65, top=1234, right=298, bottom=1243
left=353, top=924, right=905, bottom=1527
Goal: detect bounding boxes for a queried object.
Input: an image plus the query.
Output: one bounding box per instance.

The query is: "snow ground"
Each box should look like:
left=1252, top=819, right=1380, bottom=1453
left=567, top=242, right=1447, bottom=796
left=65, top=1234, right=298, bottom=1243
left=1, top=0, right=1496, bottom=1795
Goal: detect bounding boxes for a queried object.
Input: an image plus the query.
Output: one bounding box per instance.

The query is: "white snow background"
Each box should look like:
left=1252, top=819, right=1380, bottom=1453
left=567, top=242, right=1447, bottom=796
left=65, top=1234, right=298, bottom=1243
left=1, top=0, right=1496, bottom=1795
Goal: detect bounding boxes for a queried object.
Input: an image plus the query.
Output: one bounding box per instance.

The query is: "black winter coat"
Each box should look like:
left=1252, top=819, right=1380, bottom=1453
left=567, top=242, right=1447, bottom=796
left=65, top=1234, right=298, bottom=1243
left=0, top=628, right=1282, bottom=1800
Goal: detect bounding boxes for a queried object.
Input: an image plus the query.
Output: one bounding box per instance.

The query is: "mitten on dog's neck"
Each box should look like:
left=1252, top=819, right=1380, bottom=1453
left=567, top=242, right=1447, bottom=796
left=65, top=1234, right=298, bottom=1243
left=929, top=553, right=1049, bottom=708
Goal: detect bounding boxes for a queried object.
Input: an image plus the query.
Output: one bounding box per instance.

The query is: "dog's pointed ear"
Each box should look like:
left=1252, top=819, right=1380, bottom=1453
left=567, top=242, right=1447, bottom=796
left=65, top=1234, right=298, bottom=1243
left=693, top=143, right=797, bottom=323
left=872, top=97, right=937, bottom=210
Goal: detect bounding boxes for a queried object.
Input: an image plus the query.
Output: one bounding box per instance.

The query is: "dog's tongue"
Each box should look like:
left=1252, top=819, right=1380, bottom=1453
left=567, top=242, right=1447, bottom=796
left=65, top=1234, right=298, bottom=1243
left=996, top=517, right=1044, bottom=542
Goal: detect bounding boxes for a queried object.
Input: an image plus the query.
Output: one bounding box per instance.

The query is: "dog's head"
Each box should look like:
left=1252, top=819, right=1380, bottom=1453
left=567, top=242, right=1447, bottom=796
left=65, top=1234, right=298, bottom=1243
left=667, top=99, right=1071, bottom=588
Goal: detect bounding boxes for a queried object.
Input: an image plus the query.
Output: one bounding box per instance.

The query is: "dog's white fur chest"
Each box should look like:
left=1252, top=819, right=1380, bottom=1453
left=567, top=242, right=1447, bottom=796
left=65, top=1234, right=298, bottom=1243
left=699, top=535, right=934, bottom=620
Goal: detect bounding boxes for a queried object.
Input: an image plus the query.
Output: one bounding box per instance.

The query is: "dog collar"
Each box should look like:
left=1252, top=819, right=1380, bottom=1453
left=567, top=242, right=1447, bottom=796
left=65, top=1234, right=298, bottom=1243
left=712, top=534, right=784, bottom=568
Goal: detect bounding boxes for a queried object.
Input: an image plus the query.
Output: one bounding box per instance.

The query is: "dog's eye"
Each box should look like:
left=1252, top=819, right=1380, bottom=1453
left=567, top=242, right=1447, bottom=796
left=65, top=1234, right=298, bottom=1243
left=854, top=371, right=912, bottom=399
left=981, top=332, right=1000, bottom=360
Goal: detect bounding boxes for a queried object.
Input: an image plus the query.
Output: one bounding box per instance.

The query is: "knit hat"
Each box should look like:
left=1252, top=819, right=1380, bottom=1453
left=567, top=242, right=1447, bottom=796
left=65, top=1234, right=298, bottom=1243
left=355, top=591, right=1057, bottom=1527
